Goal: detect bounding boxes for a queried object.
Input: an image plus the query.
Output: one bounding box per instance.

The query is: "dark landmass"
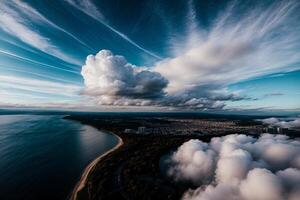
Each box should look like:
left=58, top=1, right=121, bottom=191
left=65, top=114, right=299, bottom=200
left=66, top=115, right=195, bottom=200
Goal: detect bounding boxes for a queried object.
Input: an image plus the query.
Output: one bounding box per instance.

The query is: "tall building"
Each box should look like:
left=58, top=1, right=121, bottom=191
left=138, top=127, right=146, bottom=134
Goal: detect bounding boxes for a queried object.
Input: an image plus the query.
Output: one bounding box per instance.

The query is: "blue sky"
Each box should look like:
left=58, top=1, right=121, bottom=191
left=0, top=0, right=299, bottom=113
left=227, top=70, right=300, bottom=111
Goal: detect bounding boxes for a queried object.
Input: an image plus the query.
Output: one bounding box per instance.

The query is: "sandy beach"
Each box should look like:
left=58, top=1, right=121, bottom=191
left=70, top=132, right=124, bottom=200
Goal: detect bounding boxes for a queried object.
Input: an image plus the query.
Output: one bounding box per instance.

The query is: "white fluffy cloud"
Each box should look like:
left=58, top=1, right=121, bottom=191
left=164, top=134, right=300, bottom=200
left=81, top=50, right=248, bottom=109
left=81, top=50, right=168, bottom=105
left=262, top=118, right=300, bottom=129
left=167, top=140, right=216, bottom=185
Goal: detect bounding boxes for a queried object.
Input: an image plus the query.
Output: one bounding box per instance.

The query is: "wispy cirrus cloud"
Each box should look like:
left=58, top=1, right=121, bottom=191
left=6, top=0, right=94, bottom=52
left=80, top=0, right=300, bottom=110
left=0, top=2, right=81, bottom=65
left=64, top=0, right=162, bottom=59
left=0, top=0, right=298, bottom=111
left=155, top=0, right=300, bottom=94
left=0, top=49, right=80, bottom=75
left=0, top=75, right=82, bottom=97
left=263, top=93, right=284, bottom=98
left=0, top=74, right=83, bottom=108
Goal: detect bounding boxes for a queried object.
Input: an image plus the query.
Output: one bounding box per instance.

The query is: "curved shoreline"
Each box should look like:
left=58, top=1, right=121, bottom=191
left=70, top=132, right=124, bottom=200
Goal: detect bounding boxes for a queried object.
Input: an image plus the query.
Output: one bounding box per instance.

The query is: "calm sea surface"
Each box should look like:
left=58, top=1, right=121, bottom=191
left=0, top=114, right=118, bottom=200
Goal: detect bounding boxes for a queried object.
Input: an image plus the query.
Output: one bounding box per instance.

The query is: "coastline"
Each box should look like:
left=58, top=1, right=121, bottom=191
left=63, top=115, right=209, bottom=200
left=70, top=132, right=124, bottom=200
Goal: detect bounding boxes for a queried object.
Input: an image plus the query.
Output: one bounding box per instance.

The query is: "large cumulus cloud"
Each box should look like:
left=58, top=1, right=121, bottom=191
left=81, top=50, right=168, bottom=105
left=81, top=50, right=243, bottom=109
left=164, top=134, right=300, bottom=200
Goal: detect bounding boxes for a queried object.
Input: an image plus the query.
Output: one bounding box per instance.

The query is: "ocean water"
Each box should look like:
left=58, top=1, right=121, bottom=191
left=0, top=114, right=118, bottom=200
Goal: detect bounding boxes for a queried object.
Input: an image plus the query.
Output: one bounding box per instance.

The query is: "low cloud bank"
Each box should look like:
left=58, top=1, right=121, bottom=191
left=165, top=134, right=300, bottom=200
left=262, top=118, right=300, bottom=129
